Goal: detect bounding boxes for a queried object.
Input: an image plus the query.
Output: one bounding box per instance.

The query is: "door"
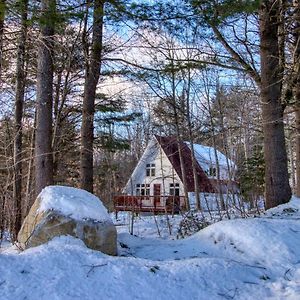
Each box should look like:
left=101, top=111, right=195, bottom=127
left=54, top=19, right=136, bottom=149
left=153, top=184, right=161, bottom=207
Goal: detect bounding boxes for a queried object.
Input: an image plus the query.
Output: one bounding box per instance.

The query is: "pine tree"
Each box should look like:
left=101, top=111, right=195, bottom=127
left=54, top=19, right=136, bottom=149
left=80, top=0, right=104, bottom=193
left=35, top=0, right=56, bottom=195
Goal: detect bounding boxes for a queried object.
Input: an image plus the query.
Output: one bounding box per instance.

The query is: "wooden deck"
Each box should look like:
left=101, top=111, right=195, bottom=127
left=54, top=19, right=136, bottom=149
left=113, top=195, right=186, bottom=214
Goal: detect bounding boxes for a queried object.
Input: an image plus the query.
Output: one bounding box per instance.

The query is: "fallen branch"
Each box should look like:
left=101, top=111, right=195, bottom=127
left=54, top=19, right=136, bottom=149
left=284, top=268, right=292, bottom=281
left=83, top=263, right=108, bottom=277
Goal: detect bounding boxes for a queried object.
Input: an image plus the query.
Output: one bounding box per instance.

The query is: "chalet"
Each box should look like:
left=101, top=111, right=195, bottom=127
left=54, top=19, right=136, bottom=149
left=114, top=135, right=238, bottom=214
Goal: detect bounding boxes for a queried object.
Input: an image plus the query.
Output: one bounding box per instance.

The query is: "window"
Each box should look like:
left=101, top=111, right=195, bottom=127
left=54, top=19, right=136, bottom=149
left=146, top=163, right=155, bottom=177
left=169, top=183, right=180, bottom=196
left=136, top=184, right=150, bottom=196
left=209, top=167, right=217, bottom=177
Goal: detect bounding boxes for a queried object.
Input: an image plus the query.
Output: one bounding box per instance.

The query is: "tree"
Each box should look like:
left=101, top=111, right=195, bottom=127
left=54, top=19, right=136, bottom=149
left=80, top=0, right=104, bottom=193
left=239, top=146, right=265, bottom=208
left=35, top=0, right=56, bottom=196
left=259, top=0, right=291, bottom=208
left=0, top=0, right=5, bottom=76
left=289, top=0, right=300, bottom=197
left=13, top=0, right=28, bottom=237
left=179, top=0, right=292, bottom=208
left=0, top=117, right=14, bottom=238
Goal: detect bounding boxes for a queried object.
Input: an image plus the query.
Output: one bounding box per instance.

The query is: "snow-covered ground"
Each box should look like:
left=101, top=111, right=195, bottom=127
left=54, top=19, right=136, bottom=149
left=1, top=197, right=300, bottom=299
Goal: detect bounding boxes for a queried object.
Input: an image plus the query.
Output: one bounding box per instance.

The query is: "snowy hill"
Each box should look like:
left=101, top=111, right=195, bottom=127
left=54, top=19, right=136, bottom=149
left=1, top=197, right=300, bottom=299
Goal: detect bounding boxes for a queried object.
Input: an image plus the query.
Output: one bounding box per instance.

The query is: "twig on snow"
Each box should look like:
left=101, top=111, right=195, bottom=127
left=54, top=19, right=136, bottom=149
left=83, top=263, right=108, bottom=277
left=284, top=268, right=292, bottom=281
left=218, top=287, right=238, bottom=299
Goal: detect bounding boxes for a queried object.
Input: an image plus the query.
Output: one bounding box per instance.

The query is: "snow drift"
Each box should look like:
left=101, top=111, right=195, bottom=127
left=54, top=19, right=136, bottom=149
left=0, top=196, right=299, bottom=299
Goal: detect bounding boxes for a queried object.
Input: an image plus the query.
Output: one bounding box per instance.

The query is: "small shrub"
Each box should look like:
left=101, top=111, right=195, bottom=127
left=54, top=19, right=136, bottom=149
left=177, top=211, right=209, bottom=239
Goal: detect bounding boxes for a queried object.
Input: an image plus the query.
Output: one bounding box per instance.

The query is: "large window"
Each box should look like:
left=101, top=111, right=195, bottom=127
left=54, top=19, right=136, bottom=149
left=169, top=183, right=180, bottom=196
left=136, top=184, right=150, bottom=196
left=146, top=163, right=155, bottom=177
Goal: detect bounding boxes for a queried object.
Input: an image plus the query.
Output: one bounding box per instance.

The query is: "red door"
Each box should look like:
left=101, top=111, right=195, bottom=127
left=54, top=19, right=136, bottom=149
left=153, top=184, right=161, bottom=207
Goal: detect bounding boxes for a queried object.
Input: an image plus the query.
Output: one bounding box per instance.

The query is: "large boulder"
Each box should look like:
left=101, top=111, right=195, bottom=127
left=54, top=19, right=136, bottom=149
left=18, top=186, right=117, bottom=255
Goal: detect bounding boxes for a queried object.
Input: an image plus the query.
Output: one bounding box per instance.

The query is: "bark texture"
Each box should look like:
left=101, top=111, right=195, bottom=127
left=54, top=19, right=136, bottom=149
left=13, top=0, right=28, bottom=236
left=259, top=0, right=291, bottom=208
left=80, top=0, right=104, bottom=193
left=296, top=107, right=300, bottom=196
left=292, top=0, right=300, bottom=197
left=0, top=0, right=5, bottom=76
left=35, top=0, right=55, bottom=196
left=190, top=141, right=201, bottom=210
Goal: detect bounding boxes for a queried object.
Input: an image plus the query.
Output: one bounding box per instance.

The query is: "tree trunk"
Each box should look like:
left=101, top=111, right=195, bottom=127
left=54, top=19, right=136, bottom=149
left=292, top=0, right=300, bottom=197
left=0, top=0, right=5, bottom=77
left=296, top=106, right=300, bottom=197
left=80, top=0, right=104, bottom=193
left=176, top=139, right=190, bottom=210
left=185, top=68, right=201, bottom=210
left=25, top=114, right=36, bottom=215
left=35, top=0, right=56, bottom=196
left=190, top=141, right=201, bottom=210
left=52, top=71, right=62, bottom=179
left=13, top=0, right=28, bottom=236
left=259, top=0, right=291, bottom=209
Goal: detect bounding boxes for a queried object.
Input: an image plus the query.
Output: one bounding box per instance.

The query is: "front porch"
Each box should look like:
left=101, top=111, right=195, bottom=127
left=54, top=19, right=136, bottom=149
left=113, top=195, right=186, bottom=215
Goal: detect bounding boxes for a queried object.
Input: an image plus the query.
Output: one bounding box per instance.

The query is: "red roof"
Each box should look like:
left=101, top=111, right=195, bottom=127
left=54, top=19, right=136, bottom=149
left=155, top=135, right=215, bottom=193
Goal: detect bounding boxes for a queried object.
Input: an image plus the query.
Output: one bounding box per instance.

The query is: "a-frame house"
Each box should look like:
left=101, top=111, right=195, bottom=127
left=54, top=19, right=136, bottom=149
left=114, top=135, right=238, bottom=213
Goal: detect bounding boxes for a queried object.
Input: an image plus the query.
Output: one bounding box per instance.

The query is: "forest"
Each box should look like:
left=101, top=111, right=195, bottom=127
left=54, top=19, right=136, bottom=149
left=0, top=0, right=299, bottom=241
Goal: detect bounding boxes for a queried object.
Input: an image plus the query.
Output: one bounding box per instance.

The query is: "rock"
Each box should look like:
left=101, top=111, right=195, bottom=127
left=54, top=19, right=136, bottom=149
left=18, top=186, right=117, bottom=255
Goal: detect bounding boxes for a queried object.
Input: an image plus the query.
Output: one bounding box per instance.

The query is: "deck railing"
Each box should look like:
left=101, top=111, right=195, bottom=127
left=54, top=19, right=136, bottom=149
left=113, top=195, right=186, bottom=214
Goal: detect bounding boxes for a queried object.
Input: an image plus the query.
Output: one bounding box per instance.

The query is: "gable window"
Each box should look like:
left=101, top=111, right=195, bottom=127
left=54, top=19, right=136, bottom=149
left=169, top=183, right=180, bottom=196
left=136, top=184, right=150, bottom=196
left=209, top=167, right=216, bottom=177
left=146, top=163, right=155, bottom=177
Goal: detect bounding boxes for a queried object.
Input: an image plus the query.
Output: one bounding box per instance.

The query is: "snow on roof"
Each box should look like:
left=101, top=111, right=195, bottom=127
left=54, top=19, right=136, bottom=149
left=186, top=142, right=235, bottom=170
left=38, top=186, right=111, bottom=222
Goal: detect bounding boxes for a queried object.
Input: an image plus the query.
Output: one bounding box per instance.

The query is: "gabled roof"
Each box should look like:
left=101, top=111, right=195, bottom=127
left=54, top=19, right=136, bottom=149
left=155, top=135, right=215, bottom=193
left=186, top=143, right=235, bottom=170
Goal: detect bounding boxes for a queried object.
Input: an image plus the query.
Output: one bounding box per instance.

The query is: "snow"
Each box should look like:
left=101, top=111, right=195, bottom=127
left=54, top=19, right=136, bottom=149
left=188, top=192, right=239, bottom=211
left=38, top=186, right=111, bottom=222
left=188, top=142, right=234, bottom=167
left=186, top=142, right=235, bottom=174
left=1, top=196, right=300, bottom=299
left=265, top=196, right=300, bottom=217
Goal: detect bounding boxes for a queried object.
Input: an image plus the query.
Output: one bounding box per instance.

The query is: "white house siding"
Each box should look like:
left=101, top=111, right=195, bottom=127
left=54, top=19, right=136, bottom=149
left=124, top=139, right=184, bottom=206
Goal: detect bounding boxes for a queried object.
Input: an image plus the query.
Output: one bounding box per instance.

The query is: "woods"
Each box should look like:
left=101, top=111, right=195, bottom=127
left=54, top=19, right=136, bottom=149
left=0, top=0, right=299, bottom=239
